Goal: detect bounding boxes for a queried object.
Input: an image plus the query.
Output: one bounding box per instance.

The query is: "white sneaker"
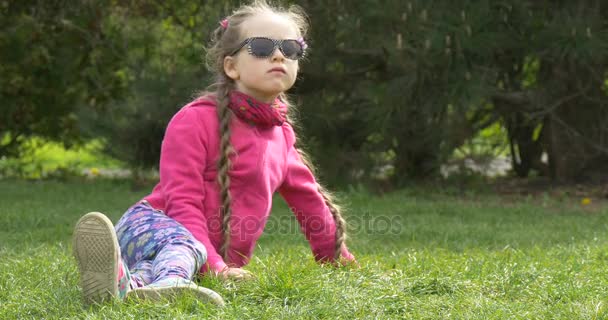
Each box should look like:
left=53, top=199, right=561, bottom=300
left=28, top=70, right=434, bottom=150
left=72, top=212, right=121, bottom=306
left=127, top=277, right=225, bottom=306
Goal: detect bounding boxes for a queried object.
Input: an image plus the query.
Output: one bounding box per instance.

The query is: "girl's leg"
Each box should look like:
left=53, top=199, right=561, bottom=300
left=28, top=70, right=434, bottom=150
left=115, top=202, right=206, bottom=282
left=129, top=238, right=221, bottom=305
left=115, top=202, right=223, bottom=305
left=129, top=260, right=154, bottom=288
left=151, top=235, right=207, bottom=282
left=72, top=202, right=167, bottom=303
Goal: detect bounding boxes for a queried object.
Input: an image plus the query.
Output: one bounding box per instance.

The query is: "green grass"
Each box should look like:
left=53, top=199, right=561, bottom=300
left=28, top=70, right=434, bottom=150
left=1, top=179, right=608, bottom=319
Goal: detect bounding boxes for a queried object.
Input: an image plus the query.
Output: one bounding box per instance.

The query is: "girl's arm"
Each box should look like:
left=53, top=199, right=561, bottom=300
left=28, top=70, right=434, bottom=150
left=159, top=108, right=228, bottom=274
left=278, top=128, right=355, bottom=264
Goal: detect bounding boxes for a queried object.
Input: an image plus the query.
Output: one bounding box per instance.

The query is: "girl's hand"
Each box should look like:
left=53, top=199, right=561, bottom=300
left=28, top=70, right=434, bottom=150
left=217, top=267, right=254, bottom=281
left=339, top=256, right=360, bottom=269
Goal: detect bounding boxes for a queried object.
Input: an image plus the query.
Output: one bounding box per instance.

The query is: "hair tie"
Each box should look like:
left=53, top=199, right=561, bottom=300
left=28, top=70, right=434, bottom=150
left=296, top=37, right=308, bottom=50
left=220, top=18, right=229, bottom=30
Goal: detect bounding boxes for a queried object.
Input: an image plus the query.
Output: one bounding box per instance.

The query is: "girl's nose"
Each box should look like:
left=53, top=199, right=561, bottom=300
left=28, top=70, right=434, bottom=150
left=271, top=47, right=285, bottom=62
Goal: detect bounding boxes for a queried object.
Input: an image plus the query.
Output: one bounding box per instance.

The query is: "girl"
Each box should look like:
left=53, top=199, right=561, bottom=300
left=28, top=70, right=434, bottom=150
left=72, top=0, right=355, bottom=306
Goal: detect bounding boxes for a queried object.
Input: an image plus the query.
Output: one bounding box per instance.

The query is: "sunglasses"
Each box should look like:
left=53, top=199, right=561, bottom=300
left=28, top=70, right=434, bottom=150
left=230, top=37, right=307, bottom=60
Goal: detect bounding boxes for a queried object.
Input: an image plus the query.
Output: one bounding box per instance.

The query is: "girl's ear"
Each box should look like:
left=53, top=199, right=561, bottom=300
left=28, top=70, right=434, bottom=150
left=224, top=56, right=240, bottom=80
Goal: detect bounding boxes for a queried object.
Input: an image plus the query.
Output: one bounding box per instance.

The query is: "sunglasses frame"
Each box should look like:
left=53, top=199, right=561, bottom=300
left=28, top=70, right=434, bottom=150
left=230, top=37, right=307, bottom=60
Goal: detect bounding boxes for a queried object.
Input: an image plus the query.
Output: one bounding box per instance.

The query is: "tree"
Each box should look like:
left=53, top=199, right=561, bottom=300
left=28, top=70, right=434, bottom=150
left=0, top=0, right=129, bottom=157
left=5, top=0, right=608, bottom=185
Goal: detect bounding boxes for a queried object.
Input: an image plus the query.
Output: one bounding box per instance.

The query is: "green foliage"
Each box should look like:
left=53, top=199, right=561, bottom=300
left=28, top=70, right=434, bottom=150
left=453, top=121, right=509, bottom=160
left=522, top=56, right=540, bottom=89
left=0, top=0, right=130, bottom=157
left=0, top=137, right=121, bottom=179
left=79, top=2, right=230, bottom=169
left=4, top=0, right=608, bottom=184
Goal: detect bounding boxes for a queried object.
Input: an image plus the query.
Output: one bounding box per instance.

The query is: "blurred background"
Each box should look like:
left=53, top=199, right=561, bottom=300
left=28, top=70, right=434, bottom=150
left=2, top=0, right=607, bottom=193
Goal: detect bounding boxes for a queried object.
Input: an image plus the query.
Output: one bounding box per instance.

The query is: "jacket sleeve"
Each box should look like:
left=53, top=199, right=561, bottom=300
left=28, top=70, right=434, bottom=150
left=277, top=126, right=355, bottom=263
left=159, top=108, right=227, bottom=274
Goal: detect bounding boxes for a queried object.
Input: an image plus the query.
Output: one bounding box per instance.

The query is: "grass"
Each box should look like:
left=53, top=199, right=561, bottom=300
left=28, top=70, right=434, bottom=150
left=1, top=179, right=608, bottom=319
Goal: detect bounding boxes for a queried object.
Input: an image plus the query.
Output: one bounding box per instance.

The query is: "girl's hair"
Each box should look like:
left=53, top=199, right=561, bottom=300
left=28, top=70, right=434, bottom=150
left=203, top=0, right=347, bottom=263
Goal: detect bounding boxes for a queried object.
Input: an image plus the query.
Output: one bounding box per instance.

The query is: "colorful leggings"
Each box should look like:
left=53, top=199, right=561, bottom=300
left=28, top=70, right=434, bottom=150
left=115, top=202, right=206, bottom=289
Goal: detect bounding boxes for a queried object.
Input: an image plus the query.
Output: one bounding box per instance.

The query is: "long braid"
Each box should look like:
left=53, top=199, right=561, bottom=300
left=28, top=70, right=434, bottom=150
left=298, top=150, right=348, bottom=261
left=322, top=189, right=347, bottom=261
left=216, top=78, right=235, bottom=261
left=287, top=112, right=348, bottom=261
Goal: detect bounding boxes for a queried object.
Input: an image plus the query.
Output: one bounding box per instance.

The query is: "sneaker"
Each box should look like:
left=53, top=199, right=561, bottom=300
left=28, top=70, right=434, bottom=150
left=126, top=277, right=225, bottom=306
left=73, top=212, right=124, bottom=305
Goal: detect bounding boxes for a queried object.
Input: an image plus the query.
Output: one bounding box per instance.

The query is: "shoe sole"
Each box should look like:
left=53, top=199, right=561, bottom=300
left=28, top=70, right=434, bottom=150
left=72, top=212, right=119, bottom=306
left=127, top=285, right=225, bottom=306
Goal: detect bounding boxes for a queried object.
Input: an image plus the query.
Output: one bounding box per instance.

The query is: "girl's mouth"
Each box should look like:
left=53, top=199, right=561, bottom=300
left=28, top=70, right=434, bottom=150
left=268, top=67, right=286, bottom=74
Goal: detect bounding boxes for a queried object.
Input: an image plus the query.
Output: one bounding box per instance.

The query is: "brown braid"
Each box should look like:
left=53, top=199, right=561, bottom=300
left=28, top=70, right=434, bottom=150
left=215, top=77, right=235, bottom=260
left=320, top=186, right=348, bottom=261
left=287, top=115, right=348, bottom=262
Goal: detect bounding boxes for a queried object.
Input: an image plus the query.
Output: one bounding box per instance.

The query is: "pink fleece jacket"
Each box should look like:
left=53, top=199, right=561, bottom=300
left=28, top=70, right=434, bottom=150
left=143, top=97, right=354, bottom=274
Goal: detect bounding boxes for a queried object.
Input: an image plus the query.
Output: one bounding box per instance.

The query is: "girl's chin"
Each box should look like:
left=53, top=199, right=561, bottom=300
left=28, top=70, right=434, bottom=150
left=240, top=84, right=291, bottom=99
left=245, top=90, right=281, bottom=102
left=256, top=88, right=288, bottom=98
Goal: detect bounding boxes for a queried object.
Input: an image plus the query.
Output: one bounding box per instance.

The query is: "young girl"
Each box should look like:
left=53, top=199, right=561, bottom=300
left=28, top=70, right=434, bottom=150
left=72, top=0, right=355, bottom=306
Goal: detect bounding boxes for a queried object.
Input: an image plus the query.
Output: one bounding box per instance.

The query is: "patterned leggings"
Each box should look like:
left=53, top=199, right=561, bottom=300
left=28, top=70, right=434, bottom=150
left=115, top=202, right=206, bottom=289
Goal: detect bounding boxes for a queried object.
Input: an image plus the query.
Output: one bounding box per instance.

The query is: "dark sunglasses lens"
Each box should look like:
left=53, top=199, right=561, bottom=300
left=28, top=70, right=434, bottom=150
left=249, top=38, right=275, bottom=57
left=281, top=40, right=303, bottom=59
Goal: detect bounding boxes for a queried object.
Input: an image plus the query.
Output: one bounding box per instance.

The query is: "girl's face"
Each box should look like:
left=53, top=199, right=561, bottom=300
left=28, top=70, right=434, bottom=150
left=224, top=13, right=300, bottom=103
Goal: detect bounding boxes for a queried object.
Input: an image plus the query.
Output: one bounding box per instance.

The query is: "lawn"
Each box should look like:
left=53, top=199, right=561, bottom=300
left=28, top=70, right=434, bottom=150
left=1, top=179, right=608, bottom=319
